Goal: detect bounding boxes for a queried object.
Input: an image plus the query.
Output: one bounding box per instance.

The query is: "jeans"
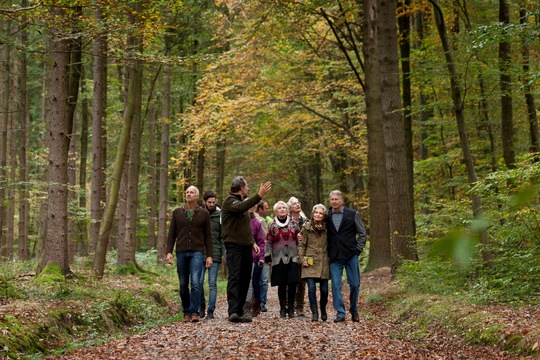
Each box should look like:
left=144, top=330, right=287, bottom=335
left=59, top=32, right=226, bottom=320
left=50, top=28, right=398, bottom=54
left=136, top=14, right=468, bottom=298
left=330, top=255, right=360, bottom=318
left=251, top=263, right=263, bottom=299
left=176, top=251, right=205, bottom=316
left=200, top=262, right=220, bottom=311
left=260, top=263, right=270, bottom=306
left=225, top=243, right=253, bottom=316
left=306, top=278, right=329, bottom=306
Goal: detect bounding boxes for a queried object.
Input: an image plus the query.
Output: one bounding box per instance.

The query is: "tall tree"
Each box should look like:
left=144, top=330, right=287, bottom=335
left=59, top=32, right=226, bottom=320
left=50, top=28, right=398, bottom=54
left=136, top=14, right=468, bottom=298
left=499, top=0, right=515, bottom=169
left=38, top=6, right=72, bottom=275
left=378, top=0, right=418, bottom=270
left=157, top=64, right=170, bottom=264
left=0, top=18, right=10, bottom=260
left=17, top=3, right=29, bottom=260
left=430, top=0, right=492, bottom=265
left=90, top=0, right=107, bottom=252
left=363, top=0, right=391, bottom=270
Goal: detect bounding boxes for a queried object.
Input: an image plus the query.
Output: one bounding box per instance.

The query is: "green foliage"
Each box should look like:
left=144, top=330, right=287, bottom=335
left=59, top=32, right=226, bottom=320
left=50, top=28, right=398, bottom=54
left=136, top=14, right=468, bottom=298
left=35, top=264, right=65, bottom=285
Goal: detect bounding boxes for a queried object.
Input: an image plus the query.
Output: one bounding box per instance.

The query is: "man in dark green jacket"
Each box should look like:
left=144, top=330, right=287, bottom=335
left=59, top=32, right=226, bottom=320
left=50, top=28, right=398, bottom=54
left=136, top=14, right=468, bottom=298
left=199, top=190, right=223, bottom=319
left=222, top=176, right=271, bottom=323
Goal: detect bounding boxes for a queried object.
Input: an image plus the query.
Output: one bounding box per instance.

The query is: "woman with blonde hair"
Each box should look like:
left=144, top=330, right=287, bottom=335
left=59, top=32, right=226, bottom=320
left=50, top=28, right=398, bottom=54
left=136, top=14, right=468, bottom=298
left=264, top=201, right=301, bottom=318
left=298, top=204, right=330, bottom=321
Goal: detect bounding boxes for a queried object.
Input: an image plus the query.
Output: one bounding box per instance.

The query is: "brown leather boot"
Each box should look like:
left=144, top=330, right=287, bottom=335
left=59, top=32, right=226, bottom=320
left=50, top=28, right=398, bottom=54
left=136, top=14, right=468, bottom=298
left=252, top=298, right=261, bottom=317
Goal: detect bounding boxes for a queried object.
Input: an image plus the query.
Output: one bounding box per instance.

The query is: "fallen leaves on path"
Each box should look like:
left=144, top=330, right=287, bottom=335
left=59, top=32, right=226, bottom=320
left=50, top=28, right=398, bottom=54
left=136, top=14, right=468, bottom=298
left=54, top=285, right=519, bottom=360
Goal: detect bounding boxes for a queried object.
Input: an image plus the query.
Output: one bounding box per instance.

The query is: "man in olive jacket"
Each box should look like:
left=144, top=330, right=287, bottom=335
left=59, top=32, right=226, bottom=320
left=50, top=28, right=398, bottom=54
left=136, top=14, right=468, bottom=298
left=222, top=176, right=271, bottom=323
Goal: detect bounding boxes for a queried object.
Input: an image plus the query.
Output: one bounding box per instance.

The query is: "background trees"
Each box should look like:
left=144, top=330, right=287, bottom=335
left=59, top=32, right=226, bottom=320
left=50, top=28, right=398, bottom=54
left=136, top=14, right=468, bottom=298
left=0, top=0, right=539, bottom=298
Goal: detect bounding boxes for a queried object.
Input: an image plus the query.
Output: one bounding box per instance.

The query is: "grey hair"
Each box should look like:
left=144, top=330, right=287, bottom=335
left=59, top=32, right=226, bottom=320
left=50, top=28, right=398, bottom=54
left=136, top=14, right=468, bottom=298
left=287, top=196, right=300, bottom=207
left=230, top=176, right=247, bottom=193
left=329, top=190, right=344, bottom=200
left=186, top=185, right=200, bottom=196
left=273, top=200, right=289, bottom=213
left=312, top=203, right=327, bottom=215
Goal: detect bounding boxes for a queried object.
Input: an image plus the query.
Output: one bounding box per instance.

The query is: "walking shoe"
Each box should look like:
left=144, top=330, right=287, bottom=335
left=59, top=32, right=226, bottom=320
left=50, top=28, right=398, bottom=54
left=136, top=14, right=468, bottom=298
left=352, top=313, right=360, bottom=322
left=239, top=314, right=253, bottom=323
left=191, top=314, right=200, bottom=322
left=207, top=309, right=214, bottom=319
left=199, top=306, right=206, bottom=319
left=334, top=316, right=345, bottom=323
left=228, top=313, right=241, bottom=323
left=261, top=304, right=268, bottom=312
left=182, top=314, right=191, bottom=322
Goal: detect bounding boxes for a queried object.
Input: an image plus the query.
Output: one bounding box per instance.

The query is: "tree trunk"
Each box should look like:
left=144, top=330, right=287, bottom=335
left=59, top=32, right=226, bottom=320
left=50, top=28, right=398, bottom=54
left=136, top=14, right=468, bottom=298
left=499, top=0, right=515, bottom=169
left=363, top=0, right=391, bottom=271
left=379, top=0, right=418, bottom=272
left=17, top=6, right=29, bottom=260
left=119, top=35, right=143, bottom=267
left=215, top=133, right=226, bottom=202
left=38, top=15, right=72, bottom=275
left=93, top=44, right=141, bottom=278
left=157, top=65, right=170, bottom=264
left=431, top=0, right=492, bottom=265
left=78, top=66, right=89, bottom=255
left=90, top=1, right=108, bottom=253
left=519, top=6, right=539, bottom=154
left=147, top=105, right=157, bottom=249
left=0, top=19, right=11, bottom=260
left=197, top=146, right=205, bottom=192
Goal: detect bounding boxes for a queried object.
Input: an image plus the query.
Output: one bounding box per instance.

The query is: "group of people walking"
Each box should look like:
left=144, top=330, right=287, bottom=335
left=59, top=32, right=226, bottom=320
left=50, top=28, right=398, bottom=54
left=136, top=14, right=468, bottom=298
left=166, top=176, right=366, bottom=324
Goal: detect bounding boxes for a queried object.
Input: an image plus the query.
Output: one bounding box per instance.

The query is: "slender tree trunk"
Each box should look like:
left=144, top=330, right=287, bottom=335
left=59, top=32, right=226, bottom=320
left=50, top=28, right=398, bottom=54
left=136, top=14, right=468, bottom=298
left=68, top=111, right=78, bottom=264
left=197, top=146, right=205, bottom=192
left=157, top=65, right=170, bottom=264
left=519, top=6, right=539, bottom=154
left=431, top=0, right=492, bottom=265
left=147, top=105, right=157, bottom=249
left=91, top=1, right=107, bottom=253
left=18, top=7, right=29, bottom=260
left=215, top=134, right=226, bottom=202
left=38, top=13, right=72, bottom=275
left=119, top=32, right=143, bottom=267
left=7, top=54, right=16, bottom=261
left=0, top=19, right=11, bottom=260
left=499, top=0, right=515, bottom=169
left=78, top=66, right=89, bottom=255
left=398, top=0, right=415, bottom=226
left=93, top=5, right=142, bottom=276
left=363, top=0, right=391, bottom=271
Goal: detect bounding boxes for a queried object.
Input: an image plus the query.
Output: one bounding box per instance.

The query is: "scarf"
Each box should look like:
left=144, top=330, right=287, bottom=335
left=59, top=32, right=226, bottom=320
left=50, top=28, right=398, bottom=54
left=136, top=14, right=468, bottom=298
left=274, top=216, right=290, bottom=228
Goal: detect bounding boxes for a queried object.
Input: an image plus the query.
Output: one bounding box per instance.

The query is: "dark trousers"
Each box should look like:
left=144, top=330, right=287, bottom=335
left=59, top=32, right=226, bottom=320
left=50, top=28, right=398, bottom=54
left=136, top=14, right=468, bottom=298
left=225, top=243, right=253, bottom=316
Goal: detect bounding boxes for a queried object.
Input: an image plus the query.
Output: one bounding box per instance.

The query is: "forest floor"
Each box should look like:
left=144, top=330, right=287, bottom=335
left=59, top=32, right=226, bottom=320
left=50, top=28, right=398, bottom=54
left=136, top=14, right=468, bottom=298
left=50, top=268, right=539, bottom=360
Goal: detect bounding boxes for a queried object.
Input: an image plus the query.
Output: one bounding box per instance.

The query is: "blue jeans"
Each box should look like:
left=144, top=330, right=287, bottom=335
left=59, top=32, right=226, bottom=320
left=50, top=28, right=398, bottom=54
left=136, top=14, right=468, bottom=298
left=251, top=263, right=263, bottom=299
left=330, top=255, right=360, bottom=318
left=306, top=278, right=329, bottom=306
left=200, top=262, right=220, bottom=311
left=260, top=263, right=270, bottom=306
left=176, top=251, right=205, bottom=316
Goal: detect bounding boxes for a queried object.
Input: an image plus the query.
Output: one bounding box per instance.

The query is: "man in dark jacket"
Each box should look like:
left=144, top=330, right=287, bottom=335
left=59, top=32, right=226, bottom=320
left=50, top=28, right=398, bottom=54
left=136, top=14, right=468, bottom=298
left=222, top=176, right=271, bottom=323
left=199, top=190, right=222, bottom=319
left=166, top=186, right=213, bottom=323
left=327, top=190, right=366, bottom=323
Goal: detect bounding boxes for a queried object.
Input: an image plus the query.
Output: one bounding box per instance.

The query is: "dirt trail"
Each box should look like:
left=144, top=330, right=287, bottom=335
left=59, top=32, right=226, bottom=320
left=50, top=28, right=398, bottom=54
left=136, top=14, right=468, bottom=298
left=54, top=270, right=522, bottom=360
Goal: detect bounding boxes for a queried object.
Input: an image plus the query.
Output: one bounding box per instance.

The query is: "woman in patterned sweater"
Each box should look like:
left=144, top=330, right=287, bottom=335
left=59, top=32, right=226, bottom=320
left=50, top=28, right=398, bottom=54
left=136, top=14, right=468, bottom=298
left=264, top=201, right=301, bottom=318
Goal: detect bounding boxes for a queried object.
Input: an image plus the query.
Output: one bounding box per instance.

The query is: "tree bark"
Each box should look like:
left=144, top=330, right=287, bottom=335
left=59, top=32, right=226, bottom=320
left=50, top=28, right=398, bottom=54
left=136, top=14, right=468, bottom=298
left=157, top=65, right=170, bottom=264
left=90, top=1, right=107, bottom=253
left=363, top=0, right=391, bottom=270
left=147, top=105, right=157, bottom=249
left=519, top=6, right=539, bottom=155
left=0, top=19, right=11, bottom=260
left=38, top=12, right=72, bottom=274
left=17, top=6, right=29, bottom=260
left=379, top=0, right=417, bottom=271
left=499, top=0, right=515, bottom=169
left=431, top=0, right=492, bottom=265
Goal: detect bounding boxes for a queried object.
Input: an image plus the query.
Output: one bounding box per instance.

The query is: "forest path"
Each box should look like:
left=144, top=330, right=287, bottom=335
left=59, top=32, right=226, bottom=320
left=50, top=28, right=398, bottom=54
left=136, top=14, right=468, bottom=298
left=54, top=270, right=520, bottom=360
